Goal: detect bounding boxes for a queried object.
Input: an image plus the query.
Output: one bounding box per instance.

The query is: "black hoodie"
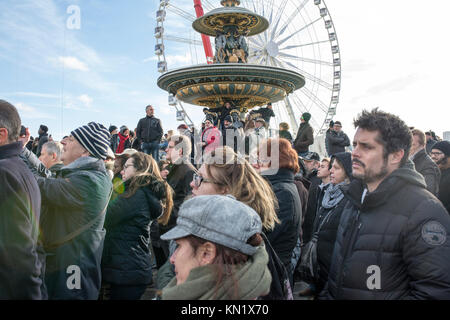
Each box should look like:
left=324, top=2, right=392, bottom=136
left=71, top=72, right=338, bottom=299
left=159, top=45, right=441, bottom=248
left=321, top=160, right=450, bottom=300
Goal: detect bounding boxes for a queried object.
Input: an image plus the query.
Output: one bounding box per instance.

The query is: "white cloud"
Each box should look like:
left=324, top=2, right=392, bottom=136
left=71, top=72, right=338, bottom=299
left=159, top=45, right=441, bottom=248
left=78, top=94, right=93, bottom=107
left=58, top=56, right=89, bottom=72
left=1, top=92, right=59, bottom=99
left=14, top=102, right=56, bottom=119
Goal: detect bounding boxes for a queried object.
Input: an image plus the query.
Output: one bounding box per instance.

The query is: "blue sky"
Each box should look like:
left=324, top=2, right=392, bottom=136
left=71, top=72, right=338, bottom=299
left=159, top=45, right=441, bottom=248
left=0, top=0, right=191, bottom=140
left=1, top=0, right=449, bottom=141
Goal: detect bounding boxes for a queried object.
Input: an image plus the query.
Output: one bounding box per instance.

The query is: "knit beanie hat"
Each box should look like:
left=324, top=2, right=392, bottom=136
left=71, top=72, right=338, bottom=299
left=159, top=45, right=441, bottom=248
left=120, top=125, right=129, bottom=134
left=224, top=115, right=233, bottom=123
left=205, top=114, right=215, bottom=124
left=330, top=152, right=353, bottom=181
left=301, top=112, right=311, bottom=122
left=108, top=125, right=118, bottom=133
left=432, top=141, right=450, bottom=157
left=71, top=122, right=111, bottom=160
left=40, top=124, right=49, bottom=133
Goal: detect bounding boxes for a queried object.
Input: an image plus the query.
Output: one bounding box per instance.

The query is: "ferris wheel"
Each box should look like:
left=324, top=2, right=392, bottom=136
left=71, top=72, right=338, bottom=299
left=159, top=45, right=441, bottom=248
left=154, top=0, right=341, bottom=136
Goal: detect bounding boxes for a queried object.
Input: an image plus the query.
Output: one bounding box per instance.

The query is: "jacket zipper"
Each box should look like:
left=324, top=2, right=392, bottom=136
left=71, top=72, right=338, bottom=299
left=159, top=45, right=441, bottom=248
left=336, top=210, right=362, bottom=298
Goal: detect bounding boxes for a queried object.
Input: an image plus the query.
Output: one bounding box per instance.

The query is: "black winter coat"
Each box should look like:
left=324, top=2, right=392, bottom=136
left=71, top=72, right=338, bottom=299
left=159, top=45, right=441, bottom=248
left=293, top=122, right=314, bottom=154
left=412, top=149, right=441, bottom=196
left=263, top=169, right=302, bottom=273
left=438, top=168, right=450, bottom=214
left=165, top=162, right=196, bottom=232
left=326, top=130, right=350, bottom=156
left=136, top=115, right=163, bottom=143
left=321, top=161, right=450, bottom=300
left=102, top=181, right=164, bottom=285
left=0, top=142, right=42, bottom=299
left=313, top=187, right=348, bottom=293
left=302, top=170, right=322, bottom=243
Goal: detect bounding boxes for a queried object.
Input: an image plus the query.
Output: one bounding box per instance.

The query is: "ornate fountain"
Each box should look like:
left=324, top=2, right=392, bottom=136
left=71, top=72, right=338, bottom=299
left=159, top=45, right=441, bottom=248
left=157, top=0, right=305, bottom=113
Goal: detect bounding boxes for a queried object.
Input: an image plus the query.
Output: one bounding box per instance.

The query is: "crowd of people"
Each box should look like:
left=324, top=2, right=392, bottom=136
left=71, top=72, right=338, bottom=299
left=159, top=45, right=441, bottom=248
left=1, top=98, right=449, bottom=300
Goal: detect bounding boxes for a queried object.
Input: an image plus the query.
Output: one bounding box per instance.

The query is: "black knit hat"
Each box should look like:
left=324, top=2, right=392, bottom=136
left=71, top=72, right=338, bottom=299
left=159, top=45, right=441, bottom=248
left=71, top=122, right=111, bottom=160
left=205, top=115, right=215, bottom=123
left=108, top=125, right=118, bottom=133
left=40, top=124, right=48, bottom=133
left=432, top=141, right=450, bottom=157
left=224, top=115, right=233, bottom=123
left=330, top=152, right=353, bottom=181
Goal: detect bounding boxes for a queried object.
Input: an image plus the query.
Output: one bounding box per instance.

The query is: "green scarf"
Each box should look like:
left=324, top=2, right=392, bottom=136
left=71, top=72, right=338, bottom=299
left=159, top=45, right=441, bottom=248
left=161, top=245, right=272, bottom=300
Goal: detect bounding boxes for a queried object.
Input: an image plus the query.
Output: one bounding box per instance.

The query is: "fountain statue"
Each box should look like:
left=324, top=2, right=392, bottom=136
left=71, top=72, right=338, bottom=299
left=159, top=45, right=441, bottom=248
left=157, top=0, right=305, bottom=118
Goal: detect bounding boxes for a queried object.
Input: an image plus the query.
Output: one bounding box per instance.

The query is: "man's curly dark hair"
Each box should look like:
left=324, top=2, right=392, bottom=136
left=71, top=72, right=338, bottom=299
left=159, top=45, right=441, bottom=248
left=353, top=108, right=412, bottom=166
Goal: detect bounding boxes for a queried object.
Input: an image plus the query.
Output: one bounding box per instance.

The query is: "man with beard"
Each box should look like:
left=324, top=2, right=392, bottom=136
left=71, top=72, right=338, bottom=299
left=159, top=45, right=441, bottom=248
left=320, top=109, right=450, bottom=300
left=430, top=141, right=450, bottom=213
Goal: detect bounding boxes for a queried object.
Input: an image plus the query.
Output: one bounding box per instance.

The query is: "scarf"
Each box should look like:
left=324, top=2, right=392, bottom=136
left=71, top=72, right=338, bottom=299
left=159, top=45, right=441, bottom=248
left=116, top=132, right=129, bottom=154
left=161, top=245, right=272, bottom=300
left=321, top=181, right=346, bottom=209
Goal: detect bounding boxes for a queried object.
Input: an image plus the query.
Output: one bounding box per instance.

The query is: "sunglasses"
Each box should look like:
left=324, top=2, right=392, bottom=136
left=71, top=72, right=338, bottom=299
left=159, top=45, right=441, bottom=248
left=192, top=173, right=214, bottom=188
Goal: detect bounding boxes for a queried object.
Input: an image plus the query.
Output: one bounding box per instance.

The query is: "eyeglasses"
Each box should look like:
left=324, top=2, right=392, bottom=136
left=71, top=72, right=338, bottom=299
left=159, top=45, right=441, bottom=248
left=123, top=164, right=134, bottom=169
left=192, top=173, right=214, bottom=188
left=430, top=151, right=444, bottom=156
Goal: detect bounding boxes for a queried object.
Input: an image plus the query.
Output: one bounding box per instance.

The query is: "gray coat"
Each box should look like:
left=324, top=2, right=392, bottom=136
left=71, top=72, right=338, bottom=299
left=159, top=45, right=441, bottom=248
left=326, top=130, right=350, bottom=156
left=35, top=156, right=112, bottom=299
left=412, top=148, right=441, bottom=196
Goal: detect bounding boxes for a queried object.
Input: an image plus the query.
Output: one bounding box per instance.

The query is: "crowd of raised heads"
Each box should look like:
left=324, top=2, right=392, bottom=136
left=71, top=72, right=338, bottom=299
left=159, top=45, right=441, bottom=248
left=1, top=98, right=449, bottom=301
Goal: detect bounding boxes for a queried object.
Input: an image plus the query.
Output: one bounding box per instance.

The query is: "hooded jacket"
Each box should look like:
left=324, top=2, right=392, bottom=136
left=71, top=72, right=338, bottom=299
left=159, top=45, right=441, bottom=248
left=36, top=156, right=113, bottom=299
left=321, top=161, right=450, bottom=300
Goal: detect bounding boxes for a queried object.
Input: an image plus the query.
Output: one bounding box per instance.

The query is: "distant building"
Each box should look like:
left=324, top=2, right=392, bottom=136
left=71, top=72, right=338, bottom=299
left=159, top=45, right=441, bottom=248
left=444, top=131, right=450, bottom=141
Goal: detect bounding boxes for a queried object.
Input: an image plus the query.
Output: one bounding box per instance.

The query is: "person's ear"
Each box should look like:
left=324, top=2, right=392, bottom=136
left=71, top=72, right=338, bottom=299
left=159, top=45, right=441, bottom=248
left=389, top=149, right=405, bottom=167
left=198, top=242, right=217, bottom=266
left=0, top=128, right=9, bottom=145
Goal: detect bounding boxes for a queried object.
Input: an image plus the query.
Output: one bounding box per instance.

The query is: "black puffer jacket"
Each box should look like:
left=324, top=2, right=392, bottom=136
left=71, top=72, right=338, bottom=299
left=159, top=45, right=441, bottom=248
left=321, top=161, right=450, bottom=300
left=313, top=185, right=348, bottom=293
left=102, top=180, right=164, bottom=285
left=136, top=115, right=163, bottom=143
left=438, top=168, right=450, bottom=214
left=412, top=149, right=441, bottom=196
left=263, top=169, right=302, bottom=273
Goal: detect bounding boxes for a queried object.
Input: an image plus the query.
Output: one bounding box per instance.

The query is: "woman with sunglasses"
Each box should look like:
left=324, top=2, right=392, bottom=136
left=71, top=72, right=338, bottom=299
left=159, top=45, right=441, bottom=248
left=101, top=152, right=173, bottom=300
left=156, top=146, right=280, bottom=291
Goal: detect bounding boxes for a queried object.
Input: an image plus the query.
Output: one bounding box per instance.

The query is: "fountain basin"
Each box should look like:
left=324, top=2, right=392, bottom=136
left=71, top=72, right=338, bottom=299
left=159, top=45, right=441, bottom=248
left=157, top=63, right=305, bottom=109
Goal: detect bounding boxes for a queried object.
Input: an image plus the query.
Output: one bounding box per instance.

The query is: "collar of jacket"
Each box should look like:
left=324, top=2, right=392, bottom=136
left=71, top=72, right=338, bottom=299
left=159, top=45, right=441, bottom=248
left=261, top=167, right=295, bottom=183
left=146, top=115, right=154, bottom=119
left=0, top=141, right=22, bottom=160
left=411, top=148, right=426, bottom=162
left=342, top=160, right=427, bottom=210
left=61, top=156, right=105, bottom=173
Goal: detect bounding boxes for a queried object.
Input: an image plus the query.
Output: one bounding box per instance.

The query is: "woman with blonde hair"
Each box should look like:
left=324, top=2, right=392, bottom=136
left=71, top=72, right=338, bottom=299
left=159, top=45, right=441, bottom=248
left=156, top=146, right=282, bottom=294
left=195, top=146, right=279, bottom=231
left=101, top=152, right=173, bottom=299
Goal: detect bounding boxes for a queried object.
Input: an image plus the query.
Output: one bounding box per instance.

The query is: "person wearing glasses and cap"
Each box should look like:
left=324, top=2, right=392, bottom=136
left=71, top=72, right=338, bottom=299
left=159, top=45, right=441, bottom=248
left=293, top=113, right=314, bottom=157
left=158, top=195, right=272, bottom=300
